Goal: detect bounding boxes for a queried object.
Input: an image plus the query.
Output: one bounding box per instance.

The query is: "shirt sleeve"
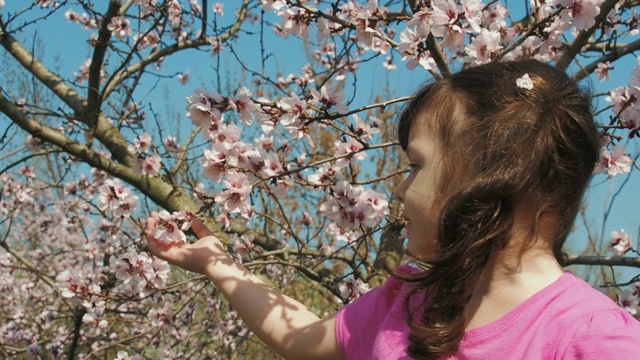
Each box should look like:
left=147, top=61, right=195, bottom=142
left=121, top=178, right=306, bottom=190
left=558, top=308, right=640, bottom=359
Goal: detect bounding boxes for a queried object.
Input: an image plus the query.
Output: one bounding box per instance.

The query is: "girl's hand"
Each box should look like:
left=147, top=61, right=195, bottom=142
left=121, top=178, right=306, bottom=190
left=146, top=212, right=224, bottom=274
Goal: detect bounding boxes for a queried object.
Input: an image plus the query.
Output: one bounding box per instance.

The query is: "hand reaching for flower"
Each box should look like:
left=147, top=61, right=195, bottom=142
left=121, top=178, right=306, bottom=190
left=146, top=211, right=225, bottom=275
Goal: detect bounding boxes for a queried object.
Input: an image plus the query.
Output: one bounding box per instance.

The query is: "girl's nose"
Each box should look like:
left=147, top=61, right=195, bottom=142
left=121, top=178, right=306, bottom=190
left=394, top=179, right=407, bottom=202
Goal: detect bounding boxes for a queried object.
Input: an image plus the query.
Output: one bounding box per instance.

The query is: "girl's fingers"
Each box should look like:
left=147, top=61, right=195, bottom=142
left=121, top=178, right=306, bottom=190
left=191, top=216, right=214, bottom=239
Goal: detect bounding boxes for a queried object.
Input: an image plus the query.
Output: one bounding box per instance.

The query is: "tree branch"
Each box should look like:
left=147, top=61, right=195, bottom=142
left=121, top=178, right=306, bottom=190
left=573, top=38, right=640, bottom=81
left=556, top=0, right=619, bottom=71
left=86, top=0, right=121, bottom=131
left=560, top=253, right=640, bottom=268
left=101, top=0, right=250, bottom=99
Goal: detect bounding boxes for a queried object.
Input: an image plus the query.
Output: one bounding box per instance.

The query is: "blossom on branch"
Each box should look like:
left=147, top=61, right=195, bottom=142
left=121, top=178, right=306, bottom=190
left=107, top=16, right=133, bottom=40
left=186, top=88, right=226, bottom=128
left=609, top=229, right=633, bottom=256
left=229, top=87, right=259, bottom=125
left=559, top=0, right=602, bottom=31
left=618, top=290, right=640, bottom=315
left=97, top=179, right=138, bottom=219
left=595, top=145, right=633, bottom=176
left=215, top=171, right=253, bottom=215
left=310, top=85, right=348, bottom=114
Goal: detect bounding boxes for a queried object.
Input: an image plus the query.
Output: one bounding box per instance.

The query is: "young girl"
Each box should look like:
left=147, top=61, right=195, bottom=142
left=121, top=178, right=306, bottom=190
left=146, top=60, right=640, bottom=359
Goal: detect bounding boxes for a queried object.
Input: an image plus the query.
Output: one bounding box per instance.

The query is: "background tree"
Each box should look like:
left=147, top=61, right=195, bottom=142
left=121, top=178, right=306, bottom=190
left=0, top=0, right=639, bottom=358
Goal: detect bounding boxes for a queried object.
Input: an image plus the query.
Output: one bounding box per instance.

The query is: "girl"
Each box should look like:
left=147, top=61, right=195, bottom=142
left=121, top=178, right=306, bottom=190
left=146, top=60, right=640, bottom=359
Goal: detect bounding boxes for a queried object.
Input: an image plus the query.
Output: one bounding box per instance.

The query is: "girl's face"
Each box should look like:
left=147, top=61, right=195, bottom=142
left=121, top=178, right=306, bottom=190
left=394, top=120, right=445, bottom=260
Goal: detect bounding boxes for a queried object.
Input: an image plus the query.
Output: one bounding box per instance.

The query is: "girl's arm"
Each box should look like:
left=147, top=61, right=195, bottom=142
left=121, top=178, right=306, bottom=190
left=146, top=213, right=343, bottom=360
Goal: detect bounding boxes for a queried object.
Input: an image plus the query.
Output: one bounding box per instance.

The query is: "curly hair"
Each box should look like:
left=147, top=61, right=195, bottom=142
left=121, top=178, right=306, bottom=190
left=394, top=60, right=600, bottom=359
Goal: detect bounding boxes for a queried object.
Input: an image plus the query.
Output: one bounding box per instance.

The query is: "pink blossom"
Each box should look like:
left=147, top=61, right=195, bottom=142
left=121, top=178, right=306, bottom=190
left=107, top=16, right=132, bottom=40
left=262, top=0, right=287, bottom=12
left=129, top=133, right=152, bottom=154
left=177, top=71, right=190, bottom=84
left=516, top=73, right=534, bottom=90
left=97, top=179, right=139, bottom=218
left=594, top=61, right=613, bottom=81
left=215, top=171, right=252, bottom=214
left=431, top=0, right=465, bottom=51
left=232, top=234, right=255, bottom=261
left=164, top=136, right=181, bottom=152
left=65, top=10, right=97, bottom=29
left=618, top=290, right=640, bottom=315
left=134, top=31, right=161, bottom=50
left=278, top=93, right=308, bottom=126
left=172, top=210, right=194, bottom=231
left=201, top=144, right=229, bottom=183
left=310, top=85, right=349, bottom=114
left=208, top=37, right=226, bottom=55
left=229, top=87, right=259, bottom=125
left=462, top=0, right=484, bottom=33
left=595, top=146, right=634, bottom=176
left=186, top=88, right=226, bottom=128
left=326, top=222, right=360, bottom=243
left=352, top=114, right=380, bottom=141
left=308, top=163, right=342, bottom=185
left=397, top=28, right=425, bottom=56
left=606, top=87, right=640, bottom=126
left=465, top=29, right=502, bottom=64
left=482, top=2, right=509, bottom=31
left=609, top=229, right=633, bottom=256
left=212, top=2, right=224, bottom=15
left=278, top=7, right=312, bottom=39
left=383, top=56, right=397, bottom=71
left=334, top=137, right=366, bottom=168
left=505, top=36, right=541, bottom=61
left=55, top=270, right=89, bottom=299
left=320, top=181, right=389, bottom=229
left=271, top=176, right=294, bottom=198
left=138, top=154, right=162, bottom=176
left=149, top=258, right=170, bottom=288
left=299, top=212, right=313, bottom=226
left=149, top=302, right=174, bottom=329
left=339, top=277, right=370, bottom=303
left=154, top=210, right=185, bottom=244
left=259, top=152, right=284, bottom=178
left=36, top=0, right=59, bottom=8
left=559, top=0, right=601, bottom=31
left=25, top=135, right=42, bottom=152
left=407, top=9, right=433, bottom=38
left=74, top=58, right=106, bottom=84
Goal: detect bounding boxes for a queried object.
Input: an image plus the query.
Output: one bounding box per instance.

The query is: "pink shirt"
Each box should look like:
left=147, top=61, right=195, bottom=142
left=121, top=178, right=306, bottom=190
left=336, top=266, right=640, bottom=359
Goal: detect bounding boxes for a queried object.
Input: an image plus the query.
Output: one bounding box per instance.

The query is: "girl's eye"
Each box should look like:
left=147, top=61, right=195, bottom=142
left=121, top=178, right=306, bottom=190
left=408, top=163, right=419, bottom=172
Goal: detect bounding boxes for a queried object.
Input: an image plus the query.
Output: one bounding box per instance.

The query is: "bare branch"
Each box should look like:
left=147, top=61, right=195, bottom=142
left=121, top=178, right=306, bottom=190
left=561, top=253, right=640, bottom=268
left=102, top=0, right=250, bottom=99
left=86, top=1, right=121, bottom=131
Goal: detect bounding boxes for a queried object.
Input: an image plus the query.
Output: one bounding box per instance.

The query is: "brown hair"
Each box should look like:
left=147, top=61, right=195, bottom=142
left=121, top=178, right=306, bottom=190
left=395, top=60, right=600, bottom=359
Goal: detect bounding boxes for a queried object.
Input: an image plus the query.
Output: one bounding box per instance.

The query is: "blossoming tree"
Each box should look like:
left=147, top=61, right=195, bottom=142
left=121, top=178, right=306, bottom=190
left=1, top=0, right=639, bottom=358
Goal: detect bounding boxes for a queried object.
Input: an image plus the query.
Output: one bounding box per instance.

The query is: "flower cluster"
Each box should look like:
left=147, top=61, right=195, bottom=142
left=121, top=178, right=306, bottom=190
left=112, top=250, right=171, bottom=296
left=320, top=181, right=389, bottom=230
left=97, top=179, right=139, bottom=219
left=339, top=277, right=370, bottom=303
left=595, top=145, right=634, bottom=177
left=609, top=229, right=634, bottom=256
left=153, top=210, right=194, bottom=245
left=619, top=287, right=640, bottom=316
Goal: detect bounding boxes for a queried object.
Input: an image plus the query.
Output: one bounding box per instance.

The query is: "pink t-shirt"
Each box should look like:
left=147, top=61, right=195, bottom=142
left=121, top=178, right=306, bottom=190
left=336, top=265, right=640, bottom=359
